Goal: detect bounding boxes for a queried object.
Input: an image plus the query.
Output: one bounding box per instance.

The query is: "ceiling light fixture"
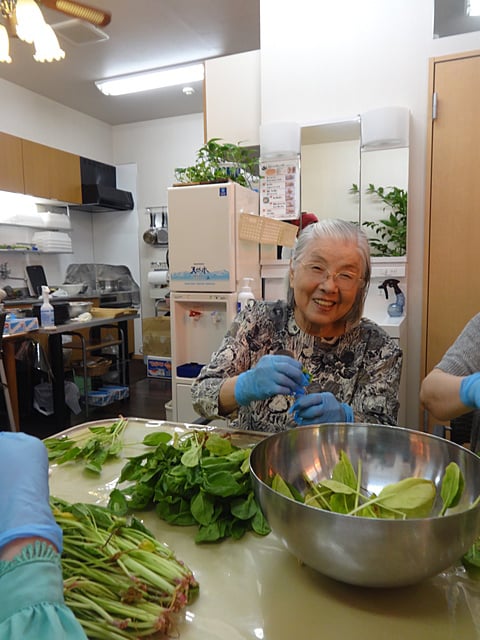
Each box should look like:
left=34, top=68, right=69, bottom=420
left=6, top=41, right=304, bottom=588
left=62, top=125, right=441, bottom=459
left=95, top=63, right=205, bottom=97
left=0, top=0, right=65, bottom=62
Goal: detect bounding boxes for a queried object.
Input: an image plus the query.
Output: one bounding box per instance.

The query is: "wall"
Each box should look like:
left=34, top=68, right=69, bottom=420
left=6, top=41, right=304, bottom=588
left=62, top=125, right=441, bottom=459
left=0, top=76, right=204, bottom=357
left=205, top=50, right=261, bottom=145
left=0, top=77, right=114, bottom=299
left=0, top=78, right=112, bottom=161
left=259, top=0, right=480, bottom=427
left=112, top=114, right=204, bottom=324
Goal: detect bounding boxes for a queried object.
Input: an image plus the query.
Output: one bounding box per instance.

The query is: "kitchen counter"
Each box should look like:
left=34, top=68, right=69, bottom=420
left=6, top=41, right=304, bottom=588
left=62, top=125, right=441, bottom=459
left=48, top=418, right=480, bottom=640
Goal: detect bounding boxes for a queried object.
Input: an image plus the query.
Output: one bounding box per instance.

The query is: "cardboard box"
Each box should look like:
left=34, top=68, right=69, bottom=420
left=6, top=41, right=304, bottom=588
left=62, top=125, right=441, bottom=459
left=142, top=316, right=171, bottom=357
left=146, top=356, right=172, bottom=379
left=4, top=317, right=39, bottom=335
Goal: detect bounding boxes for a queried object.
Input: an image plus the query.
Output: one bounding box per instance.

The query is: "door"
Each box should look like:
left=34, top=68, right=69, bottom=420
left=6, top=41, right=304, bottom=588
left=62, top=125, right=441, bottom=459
left=422, top=50, right=480, bottom=429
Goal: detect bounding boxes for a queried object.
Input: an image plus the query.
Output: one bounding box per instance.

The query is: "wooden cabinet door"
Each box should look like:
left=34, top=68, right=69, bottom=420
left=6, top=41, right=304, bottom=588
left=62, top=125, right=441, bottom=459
left=422, top=50, right=480, bottom=429
left=22, top=139, right=82, bottom=203
left=0, top=132, right=25, bottom=193
left=51, top=146, right=82, bottom=204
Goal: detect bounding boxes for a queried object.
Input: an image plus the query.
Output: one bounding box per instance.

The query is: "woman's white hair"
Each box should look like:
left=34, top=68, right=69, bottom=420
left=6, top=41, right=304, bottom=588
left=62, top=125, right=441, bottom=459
left=286, top=218, right=371, bottom=327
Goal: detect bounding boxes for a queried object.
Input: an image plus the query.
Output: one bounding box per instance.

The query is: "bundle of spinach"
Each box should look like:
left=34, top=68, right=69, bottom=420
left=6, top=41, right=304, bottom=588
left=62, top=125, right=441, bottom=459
left=45, top=416, right=128, bottom=474
left=108, top=430, right=271, bottom=543
left=272, top=451, right=467, bottom=519
left=52, top=496, right=199, bottom=639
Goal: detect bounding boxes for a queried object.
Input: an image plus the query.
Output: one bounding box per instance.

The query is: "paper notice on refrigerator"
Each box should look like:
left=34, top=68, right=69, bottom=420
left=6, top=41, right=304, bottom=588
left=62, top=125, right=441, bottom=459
left=259, top=155, right=300, bottom=220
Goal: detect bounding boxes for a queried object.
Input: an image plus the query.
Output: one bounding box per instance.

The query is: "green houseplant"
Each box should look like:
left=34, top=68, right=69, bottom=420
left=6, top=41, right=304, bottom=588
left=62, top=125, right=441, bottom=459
left=350, top=183, right=407, bottom=257
left=174, top=138, right=259, bottom=190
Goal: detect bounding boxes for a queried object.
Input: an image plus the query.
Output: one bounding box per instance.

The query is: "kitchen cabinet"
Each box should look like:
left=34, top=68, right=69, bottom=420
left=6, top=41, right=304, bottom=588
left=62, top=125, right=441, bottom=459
left=422, top=49, right=480, bottom=431
left=22, top=139, right=82, bottom=204
left=0, top=132, right=25, bottom=193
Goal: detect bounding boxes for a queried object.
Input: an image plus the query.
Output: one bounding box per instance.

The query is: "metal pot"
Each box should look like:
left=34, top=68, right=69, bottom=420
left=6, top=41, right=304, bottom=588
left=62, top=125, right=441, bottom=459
left=97, top=278, right=120, bottom=293
left=143, top=210, right=158, bottom=245
left=156, top=208, right=169, bottom=246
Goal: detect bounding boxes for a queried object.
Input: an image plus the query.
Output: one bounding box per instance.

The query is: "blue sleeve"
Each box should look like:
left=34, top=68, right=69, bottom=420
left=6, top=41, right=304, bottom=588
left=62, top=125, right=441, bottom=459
left=0, top=542, right=87, bottom=640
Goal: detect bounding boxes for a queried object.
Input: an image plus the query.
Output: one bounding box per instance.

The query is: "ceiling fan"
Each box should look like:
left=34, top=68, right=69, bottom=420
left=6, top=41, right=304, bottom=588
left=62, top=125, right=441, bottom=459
left=0, top=0, right=111, bottom=62
left=37, top=1, right=111, bottom=27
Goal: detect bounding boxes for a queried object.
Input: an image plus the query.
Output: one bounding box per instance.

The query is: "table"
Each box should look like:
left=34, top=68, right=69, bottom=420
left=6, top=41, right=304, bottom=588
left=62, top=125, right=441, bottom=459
left=38, top=313, right=138, bottom=430
left=48, top=418, right=480, bottom=640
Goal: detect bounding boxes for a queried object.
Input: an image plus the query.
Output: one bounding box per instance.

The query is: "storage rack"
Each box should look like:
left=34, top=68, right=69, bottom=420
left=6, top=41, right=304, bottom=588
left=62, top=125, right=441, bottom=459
left=62, top=325, right=127, bottom=417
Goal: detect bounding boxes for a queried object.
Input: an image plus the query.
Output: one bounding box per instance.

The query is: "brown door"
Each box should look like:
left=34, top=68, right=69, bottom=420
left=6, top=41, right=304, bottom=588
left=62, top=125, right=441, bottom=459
left=422, top=50, right=480, bottom=429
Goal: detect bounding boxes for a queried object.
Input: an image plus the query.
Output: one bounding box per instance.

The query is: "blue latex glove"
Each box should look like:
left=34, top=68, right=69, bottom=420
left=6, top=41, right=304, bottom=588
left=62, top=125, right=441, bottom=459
left=235, top=354, right=309, bottom=406
left=460, top=372, right=480, bottom=409
left=290, top=392, right=354, bottom=425
left=0, top=432, right=62, bottom=553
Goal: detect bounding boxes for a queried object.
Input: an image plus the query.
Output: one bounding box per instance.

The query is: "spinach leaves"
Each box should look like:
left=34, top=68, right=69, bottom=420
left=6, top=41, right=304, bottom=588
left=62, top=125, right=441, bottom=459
left=272, top=451, right=467, bottom=520
left=108, top=430, right=271, bottom=543
left=45, top=416, right=128, bottom=474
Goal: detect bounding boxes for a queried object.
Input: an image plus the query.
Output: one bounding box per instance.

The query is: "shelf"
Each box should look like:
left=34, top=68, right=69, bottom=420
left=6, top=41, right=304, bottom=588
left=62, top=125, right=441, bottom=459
left=0, top=249, right=73, bottom=254
left=0, top=224, right=70, bottom=232
left=64, top=338, right=123, bottom=352
left=62, top=326, right=129, bottom=419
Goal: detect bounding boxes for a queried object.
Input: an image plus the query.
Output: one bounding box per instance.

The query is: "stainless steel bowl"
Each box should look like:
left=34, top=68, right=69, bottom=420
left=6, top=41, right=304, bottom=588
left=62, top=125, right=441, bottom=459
left=69, top=301, right=93, bottom=318
left=250, top=424, right=480, bottom=587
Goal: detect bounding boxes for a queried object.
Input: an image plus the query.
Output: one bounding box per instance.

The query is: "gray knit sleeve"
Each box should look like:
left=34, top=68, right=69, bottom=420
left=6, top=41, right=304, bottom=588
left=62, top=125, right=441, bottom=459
left=436, top=313, right=480, bottom=375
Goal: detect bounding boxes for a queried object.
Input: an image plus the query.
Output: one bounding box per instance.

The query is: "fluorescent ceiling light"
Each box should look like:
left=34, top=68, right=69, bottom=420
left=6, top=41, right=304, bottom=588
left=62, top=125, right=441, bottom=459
left=95, top=63, right=205, bottom=96
left=466, top=0, right=480, bottom=16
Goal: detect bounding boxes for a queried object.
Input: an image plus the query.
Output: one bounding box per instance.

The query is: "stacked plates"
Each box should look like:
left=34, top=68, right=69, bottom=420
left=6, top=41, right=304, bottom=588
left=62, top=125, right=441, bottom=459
left=32, top=231, right=72, bottom=252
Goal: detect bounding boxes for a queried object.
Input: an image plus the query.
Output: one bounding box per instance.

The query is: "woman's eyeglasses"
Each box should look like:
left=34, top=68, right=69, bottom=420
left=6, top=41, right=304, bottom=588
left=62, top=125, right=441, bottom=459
left=300, top=262, right=363, bottom=291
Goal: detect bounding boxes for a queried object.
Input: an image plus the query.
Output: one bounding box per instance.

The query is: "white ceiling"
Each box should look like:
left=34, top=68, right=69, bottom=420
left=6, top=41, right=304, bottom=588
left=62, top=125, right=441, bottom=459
left=0, top=0, right=260, bottom=125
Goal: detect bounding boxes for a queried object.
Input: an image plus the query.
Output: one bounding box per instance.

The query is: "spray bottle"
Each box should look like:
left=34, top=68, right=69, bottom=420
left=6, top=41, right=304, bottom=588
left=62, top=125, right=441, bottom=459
left=40, top=285, right=55, bottom=327
left=378, top=279, right=405, bottom=317
left=237, top=277, right=255, bottom=312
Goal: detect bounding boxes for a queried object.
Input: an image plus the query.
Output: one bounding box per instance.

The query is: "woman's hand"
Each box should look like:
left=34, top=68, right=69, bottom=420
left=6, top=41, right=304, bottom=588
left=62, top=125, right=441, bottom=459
left=234, top=354, right=308, bottom=406
left=290, top=392, right=354, bottom=425
left=0, top=432, right=62, bottom=553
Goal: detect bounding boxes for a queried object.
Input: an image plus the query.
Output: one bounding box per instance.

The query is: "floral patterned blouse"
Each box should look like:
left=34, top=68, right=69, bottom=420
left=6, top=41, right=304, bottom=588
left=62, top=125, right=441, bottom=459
left=191, top=301, right=403, bottom=432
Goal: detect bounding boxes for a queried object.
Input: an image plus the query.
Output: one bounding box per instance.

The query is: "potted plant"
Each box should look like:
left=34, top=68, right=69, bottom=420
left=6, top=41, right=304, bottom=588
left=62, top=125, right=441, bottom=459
left=350, top=183, right=407, bottom=256
left=174, top=138, right=259, bottom=190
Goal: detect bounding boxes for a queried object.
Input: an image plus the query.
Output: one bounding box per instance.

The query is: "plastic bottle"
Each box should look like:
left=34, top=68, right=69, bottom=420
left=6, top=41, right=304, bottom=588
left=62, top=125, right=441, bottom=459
left=40, top=285, right=55, bottom=327
left=237, top=277, right=255, bottom=312
left=378, top=279, right=405, bottom=317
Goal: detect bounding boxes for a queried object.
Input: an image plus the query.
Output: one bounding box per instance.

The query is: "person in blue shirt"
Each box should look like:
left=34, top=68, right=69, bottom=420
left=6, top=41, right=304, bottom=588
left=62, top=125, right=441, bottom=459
left=0, top=431, right=87, bottom=639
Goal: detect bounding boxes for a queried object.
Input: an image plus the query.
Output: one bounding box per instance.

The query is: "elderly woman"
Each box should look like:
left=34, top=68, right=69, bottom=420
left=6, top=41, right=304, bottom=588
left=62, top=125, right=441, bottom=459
left=191, top=218, right=402, bottom=432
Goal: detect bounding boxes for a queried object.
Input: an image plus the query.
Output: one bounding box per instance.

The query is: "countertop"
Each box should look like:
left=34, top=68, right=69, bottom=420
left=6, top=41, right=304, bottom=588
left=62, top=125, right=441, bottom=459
left=48, top=418, right=480, bottom=640
left=36, top=311, right=139, bottom=335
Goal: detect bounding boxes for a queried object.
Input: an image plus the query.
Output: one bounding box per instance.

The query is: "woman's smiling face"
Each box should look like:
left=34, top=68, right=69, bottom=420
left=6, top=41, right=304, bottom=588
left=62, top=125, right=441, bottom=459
left=289, top=235, right=365, bottom=337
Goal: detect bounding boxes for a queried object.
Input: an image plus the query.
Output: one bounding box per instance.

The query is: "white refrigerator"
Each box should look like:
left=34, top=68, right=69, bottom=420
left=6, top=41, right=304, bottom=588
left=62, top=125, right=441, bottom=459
left=167, top=182, right=260, bottom=422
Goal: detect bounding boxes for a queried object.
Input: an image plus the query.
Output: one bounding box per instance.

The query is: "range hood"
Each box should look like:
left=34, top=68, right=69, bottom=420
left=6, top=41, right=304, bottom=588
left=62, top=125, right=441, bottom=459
left=70, top=157, right=134, bottom=212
